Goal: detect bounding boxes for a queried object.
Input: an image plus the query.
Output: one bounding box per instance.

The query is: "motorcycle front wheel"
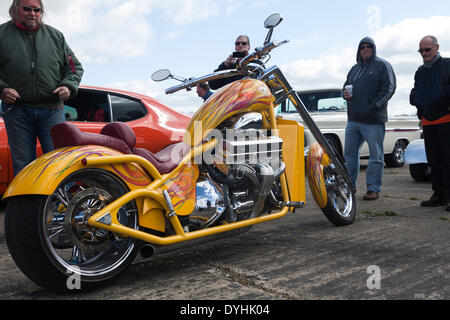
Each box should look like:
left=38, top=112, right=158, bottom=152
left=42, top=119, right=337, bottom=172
left=307, top=142, right=356, bottom=226
left=320, top=165, right=356, bottom=226
left=5, top=169, right=140, bottom=291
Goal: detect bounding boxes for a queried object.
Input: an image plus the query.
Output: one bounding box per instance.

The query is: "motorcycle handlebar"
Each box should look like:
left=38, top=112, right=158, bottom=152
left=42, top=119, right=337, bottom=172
left=164, top=70, right=242, bottom=94
left=238, top=40, right=288, bottom=69
left=163, top=40, right=288, bottom=95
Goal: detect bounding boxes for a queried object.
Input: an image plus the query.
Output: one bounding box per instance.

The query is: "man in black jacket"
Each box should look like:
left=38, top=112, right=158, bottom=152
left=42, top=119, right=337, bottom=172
left=410, top=35, right=450, bottom=211
left=209, top=35, right=251, bottom=90
left=343, top=37, right=396, bottom=201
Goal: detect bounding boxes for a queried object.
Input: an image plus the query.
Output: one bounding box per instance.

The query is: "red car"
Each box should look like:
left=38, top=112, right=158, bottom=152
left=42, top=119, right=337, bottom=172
left=0, top=85, right=190, bottom=194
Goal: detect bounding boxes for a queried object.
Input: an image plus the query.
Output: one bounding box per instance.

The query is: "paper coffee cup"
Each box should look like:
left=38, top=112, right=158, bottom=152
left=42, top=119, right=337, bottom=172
left=345, top=85, right=353, bottom=96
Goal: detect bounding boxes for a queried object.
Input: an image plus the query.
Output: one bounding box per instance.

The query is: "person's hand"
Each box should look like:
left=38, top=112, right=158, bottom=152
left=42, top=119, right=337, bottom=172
left=53, top=86, right=71, bottom=101
left=224, top=54, right=237, bottom=68
left=343, top=90, right=352, bottom=101
left=0, top=88, right=21, bottom=105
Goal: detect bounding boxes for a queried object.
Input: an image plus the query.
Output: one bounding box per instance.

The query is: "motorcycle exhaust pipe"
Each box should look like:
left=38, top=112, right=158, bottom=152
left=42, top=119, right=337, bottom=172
left=250, top=163, right=275, bottom=218
left=139, top=244, right=157, bottom=259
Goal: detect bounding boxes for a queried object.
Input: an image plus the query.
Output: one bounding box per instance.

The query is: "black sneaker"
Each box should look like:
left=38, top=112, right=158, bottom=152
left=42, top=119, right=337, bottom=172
left=420, top=195, right=447, bottom=207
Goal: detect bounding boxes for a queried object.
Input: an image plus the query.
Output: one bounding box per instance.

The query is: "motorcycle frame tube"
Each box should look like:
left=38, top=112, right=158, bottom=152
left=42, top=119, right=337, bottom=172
left=85, top=107, right=292, bottom=246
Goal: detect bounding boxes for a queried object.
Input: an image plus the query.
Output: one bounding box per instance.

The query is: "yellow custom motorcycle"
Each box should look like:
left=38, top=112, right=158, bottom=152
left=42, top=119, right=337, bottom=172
left=3, top=14, right=355, bottom=291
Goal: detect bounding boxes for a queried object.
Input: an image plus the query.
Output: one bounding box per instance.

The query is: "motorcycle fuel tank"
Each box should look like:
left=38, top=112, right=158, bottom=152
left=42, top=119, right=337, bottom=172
left=184, top=79, right=275, bottom=147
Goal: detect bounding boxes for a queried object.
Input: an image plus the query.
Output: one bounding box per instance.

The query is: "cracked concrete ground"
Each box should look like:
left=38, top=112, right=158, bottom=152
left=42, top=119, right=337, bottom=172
left=0, top=162, right=449, bottom=300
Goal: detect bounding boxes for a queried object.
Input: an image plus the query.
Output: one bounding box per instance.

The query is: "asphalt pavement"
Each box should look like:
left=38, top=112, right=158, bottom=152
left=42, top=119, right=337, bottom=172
left=0, top=162, right=448, bottom=301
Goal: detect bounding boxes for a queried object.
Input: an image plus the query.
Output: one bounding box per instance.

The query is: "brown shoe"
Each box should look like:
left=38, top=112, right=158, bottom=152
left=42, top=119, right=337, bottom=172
left=363, top=191, right=379, bottom=201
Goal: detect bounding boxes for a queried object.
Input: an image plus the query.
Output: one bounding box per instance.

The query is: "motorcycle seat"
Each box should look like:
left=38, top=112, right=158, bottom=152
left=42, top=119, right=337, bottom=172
left=51, top=122, right=188, bottom=175
left=51, top=122, right=134, bottom=154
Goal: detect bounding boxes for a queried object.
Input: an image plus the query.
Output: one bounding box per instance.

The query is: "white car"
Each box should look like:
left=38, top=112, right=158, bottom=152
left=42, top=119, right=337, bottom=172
left=278, top=89, right=421, bottom=167
left=404, top=139, right=431, bottom=181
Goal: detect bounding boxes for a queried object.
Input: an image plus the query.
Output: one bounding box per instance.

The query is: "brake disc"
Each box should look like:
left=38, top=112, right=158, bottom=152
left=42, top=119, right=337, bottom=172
left=64, top=188, right=113, bottom=255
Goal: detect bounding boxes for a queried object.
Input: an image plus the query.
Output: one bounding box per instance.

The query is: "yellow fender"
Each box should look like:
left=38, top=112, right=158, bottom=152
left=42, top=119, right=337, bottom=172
left=2, top=145, right=173, bottom=233
left=306, top=142, right=331, bottom=209
left=2, top=145, right=153, bottom=199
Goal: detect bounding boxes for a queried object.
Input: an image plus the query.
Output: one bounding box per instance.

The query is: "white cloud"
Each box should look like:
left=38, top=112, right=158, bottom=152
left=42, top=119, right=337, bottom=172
left=42, top=0, right=153, bottom=63
left=153, top=0, right=220, bottom=25
left=164, top=31, right=184, bottom=40
left=281, top=47, right=355, bottom=89
left=225, top=2, right=243, bottom=15
left=3, top=0, right=223, bottom=63
left=250, top=1, right=267, bottom=9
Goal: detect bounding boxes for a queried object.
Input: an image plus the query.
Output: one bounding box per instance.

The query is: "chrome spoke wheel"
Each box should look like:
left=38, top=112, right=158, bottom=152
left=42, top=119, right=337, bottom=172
left=42, top=169, right=139, bottom=281
left=324, top=169, right=353, bottom=219
left=319, top=164, right=356, bottom=226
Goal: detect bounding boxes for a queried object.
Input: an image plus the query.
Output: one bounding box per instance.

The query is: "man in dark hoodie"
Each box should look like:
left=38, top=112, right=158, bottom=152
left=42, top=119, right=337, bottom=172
left=343, top=37, right=396, bottom=200
left=410, top=36, right=450, bottom=211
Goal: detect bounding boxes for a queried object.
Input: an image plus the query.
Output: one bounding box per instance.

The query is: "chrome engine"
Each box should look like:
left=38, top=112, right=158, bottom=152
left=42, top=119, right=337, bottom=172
left=190, top=113, right=286, bottom=228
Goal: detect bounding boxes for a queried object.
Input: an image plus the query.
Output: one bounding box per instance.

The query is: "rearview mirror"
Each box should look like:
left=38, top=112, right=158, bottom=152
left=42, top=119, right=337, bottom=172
left=151, top=69, right=172, bottom=82
left=264, top=13, right=283, bottom=29
left=264, top=13, right=283, bottom=45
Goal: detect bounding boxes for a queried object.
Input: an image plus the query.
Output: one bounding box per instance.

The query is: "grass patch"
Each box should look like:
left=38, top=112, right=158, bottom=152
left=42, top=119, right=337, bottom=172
left=362, top=210, right=400, bottom=217
left=383, top=195, right=420, bottom=201
left=439, top=217, right=448, bottom=222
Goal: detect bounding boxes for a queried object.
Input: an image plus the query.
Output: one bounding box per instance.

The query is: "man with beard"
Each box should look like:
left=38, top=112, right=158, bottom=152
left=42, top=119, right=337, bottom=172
left=0, top=0, right=83, bottom=175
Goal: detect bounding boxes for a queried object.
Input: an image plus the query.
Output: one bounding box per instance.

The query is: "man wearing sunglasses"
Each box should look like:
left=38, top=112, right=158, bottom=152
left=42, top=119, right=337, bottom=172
left=209, top=35, right=258, bottom=90
left=0, top=0, right=83, bottom=176
left=410, top=36, right=450, bottom=211
left=343, top=37, right=397, bottom=201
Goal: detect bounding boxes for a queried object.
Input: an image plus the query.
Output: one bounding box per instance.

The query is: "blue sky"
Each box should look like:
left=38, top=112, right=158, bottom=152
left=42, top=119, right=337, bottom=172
left=2, top=0, right=450, bottom=115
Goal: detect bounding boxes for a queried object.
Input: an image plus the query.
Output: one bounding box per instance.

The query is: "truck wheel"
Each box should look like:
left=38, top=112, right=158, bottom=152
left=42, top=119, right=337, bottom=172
left=385, top=140, right=406, bottom=168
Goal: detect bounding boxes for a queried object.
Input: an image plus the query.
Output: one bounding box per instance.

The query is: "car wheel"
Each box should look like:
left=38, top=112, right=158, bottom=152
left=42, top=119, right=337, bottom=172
left=325, top=136, right=342, bottom=157
left=409, top=163, right=431, bottom=182
left=385, top=140, right=406, bottom=168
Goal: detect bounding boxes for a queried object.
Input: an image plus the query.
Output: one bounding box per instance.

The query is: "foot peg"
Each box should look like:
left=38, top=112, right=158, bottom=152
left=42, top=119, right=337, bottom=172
left=279, top=201, right=305, bottom=208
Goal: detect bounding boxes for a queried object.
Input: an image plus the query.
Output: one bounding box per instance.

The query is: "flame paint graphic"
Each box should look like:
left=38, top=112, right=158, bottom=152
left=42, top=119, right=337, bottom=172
left=306, top=143, right=328, bottom=208
left=163, top=164, right=199, bottom=213
left=22, top=146, right=151, bottom=187
left=185, top=79, right=273, bottom=145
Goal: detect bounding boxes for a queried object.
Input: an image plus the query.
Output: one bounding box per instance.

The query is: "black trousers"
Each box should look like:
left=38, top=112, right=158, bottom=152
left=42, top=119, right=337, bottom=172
left=423, top=122, right=450, bottom=200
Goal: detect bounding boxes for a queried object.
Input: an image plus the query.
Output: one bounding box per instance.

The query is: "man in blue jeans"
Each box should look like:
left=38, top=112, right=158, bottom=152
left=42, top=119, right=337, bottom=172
left=343, top=37, right=396, bottom=200
left=0, top=0, right=83, bottom=176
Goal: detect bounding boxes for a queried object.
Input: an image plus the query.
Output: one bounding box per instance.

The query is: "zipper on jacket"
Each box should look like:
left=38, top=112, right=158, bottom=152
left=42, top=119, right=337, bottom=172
left=27, top=32, right=37, bottom=100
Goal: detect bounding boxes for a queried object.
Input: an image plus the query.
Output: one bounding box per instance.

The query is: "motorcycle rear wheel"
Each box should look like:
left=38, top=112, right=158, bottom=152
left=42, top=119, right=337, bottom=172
left=5, top=169, right=140, bottom=292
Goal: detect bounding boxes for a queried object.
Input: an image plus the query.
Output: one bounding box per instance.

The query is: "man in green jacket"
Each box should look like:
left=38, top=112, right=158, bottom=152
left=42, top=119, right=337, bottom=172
left=0, top=0, right=83, bottom=175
